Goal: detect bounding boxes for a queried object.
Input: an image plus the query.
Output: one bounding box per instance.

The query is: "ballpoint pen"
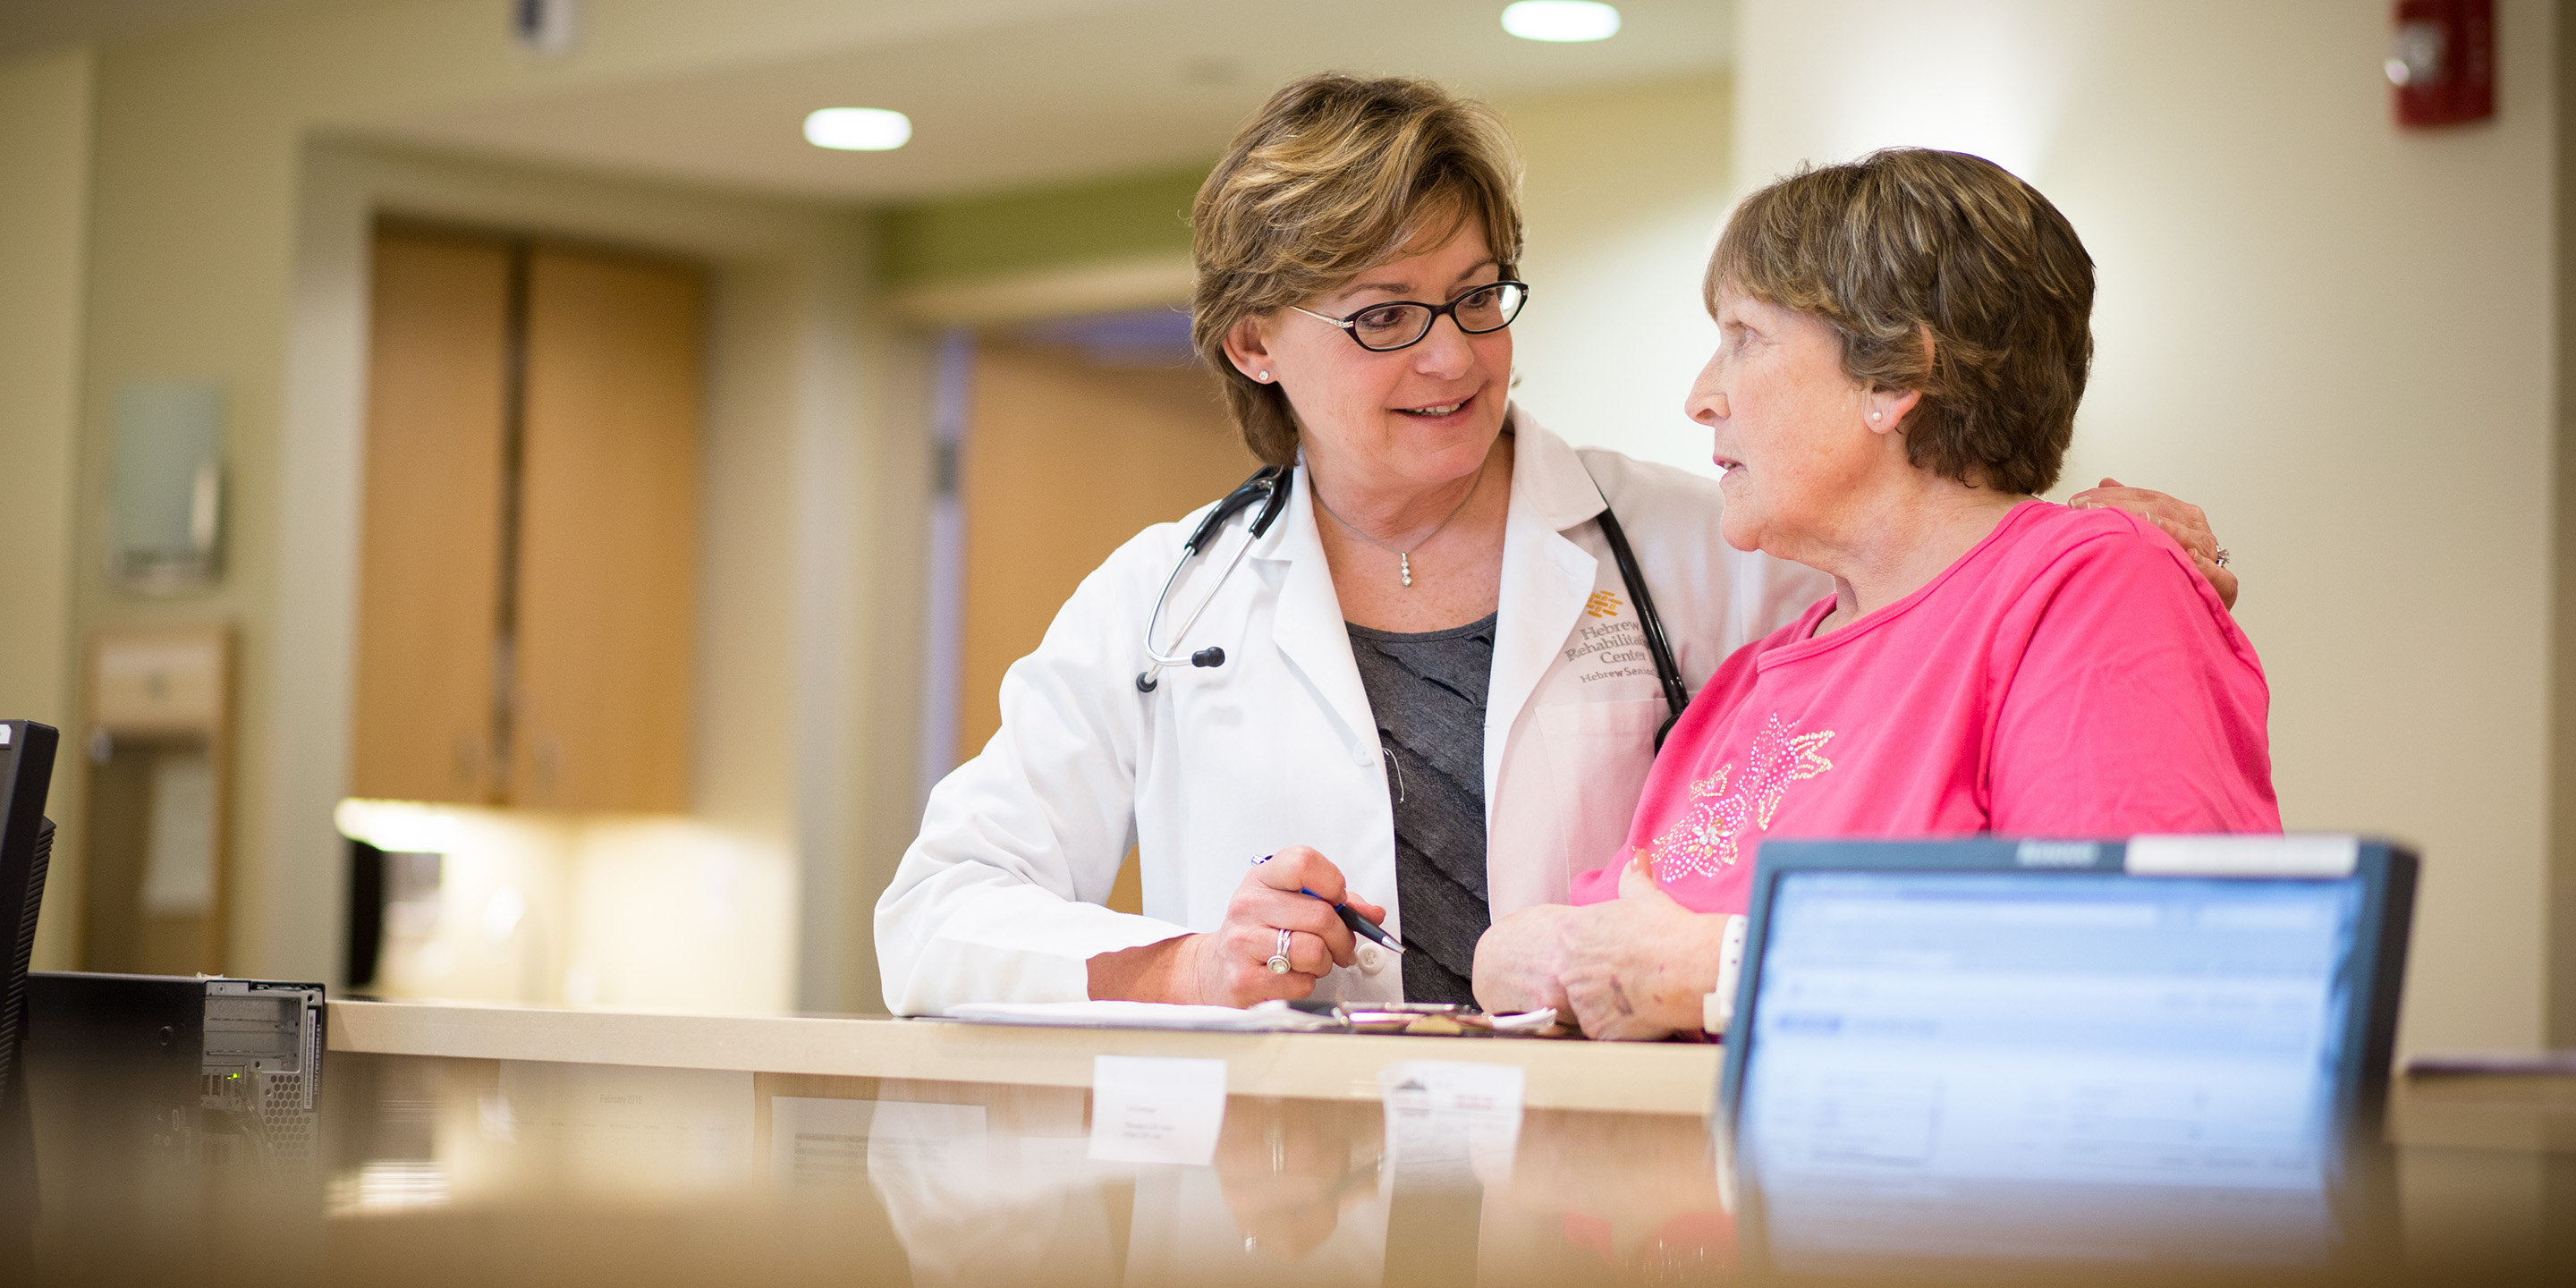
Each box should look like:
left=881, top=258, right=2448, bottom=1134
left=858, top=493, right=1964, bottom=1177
left=1248, top=854, right=1406, bottom=953
left=1301, top=887, right=1408, bottom=955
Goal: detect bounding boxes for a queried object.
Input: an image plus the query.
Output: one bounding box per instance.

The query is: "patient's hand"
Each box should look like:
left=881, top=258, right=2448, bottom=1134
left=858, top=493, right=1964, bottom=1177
left=1472, top=903, right=1575, bottom=1015
left=1556, top=857, right=1728, bottom=1041
left=2067, top=477, right=2239, bottom=610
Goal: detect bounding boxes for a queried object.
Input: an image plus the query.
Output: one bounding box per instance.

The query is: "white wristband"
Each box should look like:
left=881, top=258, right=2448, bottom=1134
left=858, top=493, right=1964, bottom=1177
left=1702, top=914, right=1750, bottom=1035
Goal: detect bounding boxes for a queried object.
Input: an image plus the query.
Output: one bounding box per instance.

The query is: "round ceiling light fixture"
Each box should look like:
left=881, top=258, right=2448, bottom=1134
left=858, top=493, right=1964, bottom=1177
left=1501, top=1, right=1622, bottom=43
left=803, top=106, right=913, bottom=151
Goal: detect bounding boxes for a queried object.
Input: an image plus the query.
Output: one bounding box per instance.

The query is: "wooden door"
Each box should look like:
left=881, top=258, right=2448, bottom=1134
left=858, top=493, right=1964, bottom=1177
left=351, top=232, right=509, bottom=803
left=957, top=341, right=1251, bottom=759
left=510, top=246, right=705, bottom=812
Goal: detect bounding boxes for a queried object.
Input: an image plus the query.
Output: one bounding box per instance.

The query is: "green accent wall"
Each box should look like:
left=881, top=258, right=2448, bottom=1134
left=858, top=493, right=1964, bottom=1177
left=877, top=163, right=1209, bottom=286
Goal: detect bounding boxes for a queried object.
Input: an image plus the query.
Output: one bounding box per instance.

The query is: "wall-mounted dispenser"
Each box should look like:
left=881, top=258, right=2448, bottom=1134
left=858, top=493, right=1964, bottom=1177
left=109, top=380, right=225, bottom=593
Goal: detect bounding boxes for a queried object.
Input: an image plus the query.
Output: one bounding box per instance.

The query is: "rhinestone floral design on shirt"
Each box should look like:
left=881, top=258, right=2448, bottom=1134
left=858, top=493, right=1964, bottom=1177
left=1644, top=714, right=1837, bottom=880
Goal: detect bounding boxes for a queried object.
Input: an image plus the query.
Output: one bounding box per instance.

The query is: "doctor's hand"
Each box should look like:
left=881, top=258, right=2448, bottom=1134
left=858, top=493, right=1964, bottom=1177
left=2066, top=477, right=2239, bottom=611
left=1188, top=846, right=1386, bottom=1007
left=1556, top=856, right=1728, bottom=1041
left=1471, top=903, right=1574, bottom=1016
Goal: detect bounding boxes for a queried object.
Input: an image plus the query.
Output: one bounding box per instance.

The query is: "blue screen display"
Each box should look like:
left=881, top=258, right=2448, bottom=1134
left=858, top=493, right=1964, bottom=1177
left=1741, top=871, right=2362, bottom=1191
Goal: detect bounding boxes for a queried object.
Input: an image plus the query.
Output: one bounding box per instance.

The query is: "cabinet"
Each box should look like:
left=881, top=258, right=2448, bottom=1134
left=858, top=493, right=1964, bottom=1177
left=352, top=228, right=704, bottom=813
left=352, top=233, right=507, bottom=802
left=81, top=624, right=232, bottom=974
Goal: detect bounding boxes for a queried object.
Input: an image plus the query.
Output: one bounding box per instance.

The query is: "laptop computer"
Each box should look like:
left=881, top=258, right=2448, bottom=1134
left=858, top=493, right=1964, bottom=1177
left=1717, top=835, right=2417, bottom=1276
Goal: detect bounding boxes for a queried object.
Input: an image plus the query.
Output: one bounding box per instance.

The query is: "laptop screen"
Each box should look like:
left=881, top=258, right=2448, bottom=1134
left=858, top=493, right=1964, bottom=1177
left=1739, top=869, right=2363, bottom=1189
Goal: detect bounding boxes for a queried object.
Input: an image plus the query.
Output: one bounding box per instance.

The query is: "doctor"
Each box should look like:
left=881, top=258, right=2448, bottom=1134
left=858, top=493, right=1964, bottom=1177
left=874, top=73, right=2233, bottom=1014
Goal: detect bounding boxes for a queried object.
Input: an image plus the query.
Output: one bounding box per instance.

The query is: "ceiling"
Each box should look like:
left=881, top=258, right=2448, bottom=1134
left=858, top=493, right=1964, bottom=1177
left=346, top=0, right=1733, bottom=205
left=0, top=0, right=302, bottom=62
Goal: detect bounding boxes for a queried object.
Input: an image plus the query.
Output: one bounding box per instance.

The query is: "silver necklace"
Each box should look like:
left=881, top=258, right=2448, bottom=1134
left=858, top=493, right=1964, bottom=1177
left=1309, top=461, right=1486, bottom=589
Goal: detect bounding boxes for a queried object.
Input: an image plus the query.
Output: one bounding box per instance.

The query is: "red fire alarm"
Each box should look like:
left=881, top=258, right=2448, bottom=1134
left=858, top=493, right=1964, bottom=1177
left=2387, top=0, right=2496, bottom=128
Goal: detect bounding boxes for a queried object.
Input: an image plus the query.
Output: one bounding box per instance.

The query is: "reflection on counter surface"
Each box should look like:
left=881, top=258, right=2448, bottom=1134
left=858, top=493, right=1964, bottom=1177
left=4, top=1046, right=2572, bottom=1286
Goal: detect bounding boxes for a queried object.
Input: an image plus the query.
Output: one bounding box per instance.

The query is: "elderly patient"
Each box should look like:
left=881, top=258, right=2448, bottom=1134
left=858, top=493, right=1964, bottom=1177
left=1475, top=148, right=2279, bottom=1038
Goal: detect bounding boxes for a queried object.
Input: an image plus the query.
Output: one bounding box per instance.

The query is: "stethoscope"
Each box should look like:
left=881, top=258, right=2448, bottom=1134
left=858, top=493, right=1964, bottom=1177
left=1133, top=462, right=1691, bottom=753
left=1135, top=465, right=1294, bottom=692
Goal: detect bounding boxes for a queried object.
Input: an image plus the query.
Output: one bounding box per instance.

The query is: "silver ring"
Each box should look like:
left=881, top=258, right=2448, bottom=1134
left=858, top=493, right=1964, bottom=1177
left=2212, top=547, right=2231, bottom=568
left=1266, top=927, right=1293, bottom=975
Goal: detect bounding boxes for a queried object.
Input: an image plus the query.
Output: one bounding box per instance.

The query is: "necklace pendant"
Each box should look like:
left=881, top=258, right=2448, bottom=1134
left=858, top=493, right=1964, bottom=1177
left=1399, top=552, right=1413, bottom=588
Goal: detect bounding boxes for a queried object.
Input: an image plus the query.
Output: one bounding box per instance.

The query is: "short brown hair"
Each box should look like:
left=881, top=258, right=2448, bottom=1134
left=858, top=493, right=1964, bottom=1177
left=1191, top=74, right=1524, bottom=467
left=1708, top=148, right=2094, bottom=496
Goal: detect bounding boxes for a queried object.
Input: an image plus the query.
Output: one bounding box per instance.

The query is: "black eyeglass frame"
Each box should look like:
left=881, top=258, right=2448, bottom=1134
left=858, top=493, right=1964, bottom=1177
left=1287, top=280, right=1531, bottom=352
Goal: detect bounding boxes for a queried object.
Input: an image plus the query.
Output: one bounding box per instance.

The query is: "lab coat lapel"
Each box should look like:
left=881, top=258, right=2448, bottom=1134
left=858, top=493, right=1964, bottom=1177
left=1483, top=419, right=1610, bottom=806
left=1261, top=470, right=1377, bottom=756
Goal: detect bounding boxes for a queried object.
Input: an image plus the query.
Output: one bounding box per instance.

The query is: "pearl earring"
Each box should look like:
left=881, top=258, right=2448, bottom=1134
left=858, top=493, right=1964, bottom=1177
left=1258, top=370, right=1271, bottom=383
left=1870, top=411, right=1883, bottom=422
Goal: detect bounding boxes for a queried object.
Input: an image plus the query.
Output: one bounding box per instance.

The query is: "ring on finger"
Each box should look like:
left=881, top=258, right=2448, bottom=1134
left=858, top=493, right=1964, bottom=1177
left=1266, top=927, right=1293, bottom=975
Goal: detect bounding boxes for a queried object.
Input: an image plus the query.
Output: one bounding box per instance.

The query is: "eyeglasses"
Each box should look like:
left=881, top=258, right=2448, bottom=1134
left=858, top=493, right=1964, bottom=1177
left=1289, top=280, right=1530, bottom=352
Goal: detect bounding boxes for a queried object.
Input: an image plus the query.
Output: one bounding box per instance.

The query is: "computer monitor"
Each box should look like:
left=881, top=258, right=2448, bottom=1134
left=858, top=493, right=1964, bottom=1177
left=1719, top=835, right=2417, bottom=1277
left=0, top=721, right=61, bottom=1106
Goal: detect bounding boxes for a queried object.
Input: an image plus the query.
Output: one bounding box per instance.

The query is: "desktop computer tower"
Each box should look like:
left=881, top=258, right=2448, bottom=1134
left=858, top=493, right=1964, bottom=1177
left=21, top=972, right=326, bottom=1166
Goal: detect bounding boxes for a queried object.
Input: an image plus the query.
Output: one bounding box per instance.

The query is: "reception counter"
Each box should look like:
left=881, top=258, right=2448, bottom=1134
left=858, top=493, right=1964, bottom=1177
left=14, top=998, right=2573, bottom=1286
left=325, top=999, right=1722, bottom=1115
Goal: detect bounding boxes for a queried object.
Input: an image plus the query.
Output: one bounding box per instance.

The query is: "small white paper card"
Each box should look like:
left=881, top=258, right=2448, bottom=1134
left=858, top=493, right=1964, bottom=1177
left=1088, top=1055, right=1228, bottom=1165
left=1379, top=1060, right=1526, bottom=1187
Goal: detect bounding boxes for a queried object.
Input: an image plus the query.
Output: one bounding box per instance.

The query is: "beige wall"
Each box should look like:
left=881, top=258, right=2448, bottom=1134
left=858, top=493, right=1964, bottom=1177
left=1736, top=0, right=2561, bottom=1055
left=1503, top=72, right=1733, bottom=473
left=0, top=46, right=94, bottom=970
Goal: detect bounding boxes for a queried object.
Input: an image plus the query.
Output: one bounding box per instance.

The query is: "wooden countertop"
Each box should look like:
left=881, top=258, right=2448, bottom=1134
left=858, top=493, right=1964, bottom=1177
left=326, top=999, right=1723, bottom=1115
left=2389, top=1065, right=2576, bottom=1152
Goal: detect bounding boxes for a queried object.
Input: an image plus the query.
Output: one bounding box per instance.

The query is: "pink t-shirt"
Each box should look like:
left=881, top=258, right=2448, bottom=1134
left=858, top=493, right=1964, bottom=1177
left=1571, top=501, right=2279, bottom=913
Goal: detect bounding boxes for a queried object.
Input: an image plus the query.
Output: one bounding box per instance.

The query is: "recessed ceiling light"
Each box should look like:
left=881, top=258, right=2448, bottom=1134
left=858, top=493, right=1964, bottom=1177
left=1502, top=1, right=1622, bottom=43
left=803, top=107, right=912, bottom=151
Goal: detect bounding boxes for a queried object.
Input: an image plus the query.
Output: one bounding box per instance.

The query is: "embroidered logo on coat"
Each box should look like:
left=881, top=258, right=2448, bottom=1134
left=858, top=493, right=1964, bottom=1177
left=1643, top=714, right=1836, bottom=880
left=1584, top=589, right=1623, bottom=618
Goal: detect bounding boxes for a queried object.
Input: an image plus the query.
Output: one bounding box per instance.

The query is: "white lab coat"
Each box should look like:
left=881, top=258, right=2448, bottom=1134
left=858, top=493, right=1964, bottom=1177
left=876, top=411, right=1828, bottom=1014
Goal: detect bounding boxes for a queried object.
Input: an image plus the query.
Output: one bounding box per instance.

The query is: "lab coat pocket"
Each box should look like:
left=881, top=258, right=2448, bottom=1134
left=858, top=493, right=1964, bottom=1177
left=1534, top=697, right=1668, bottom=894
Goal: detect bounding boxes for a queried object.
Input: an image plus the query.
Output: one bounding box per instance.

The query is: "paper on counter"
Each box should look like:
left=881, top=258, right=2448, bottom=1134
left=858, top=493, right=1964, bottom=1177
left=1486, top=1007, right=1559, bottom=1034
left=945, top=999, right=1342, bottom=1032
left=494, top=1062, right=754, bottom=1194
left=1378, top=1059, right=1525, bottom=1188
left=140, top=752, right=216, bottom=915
left=1088, top=1055, right=1229, bottom=1165
left=769, top=1097, right=988, bottom=1188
